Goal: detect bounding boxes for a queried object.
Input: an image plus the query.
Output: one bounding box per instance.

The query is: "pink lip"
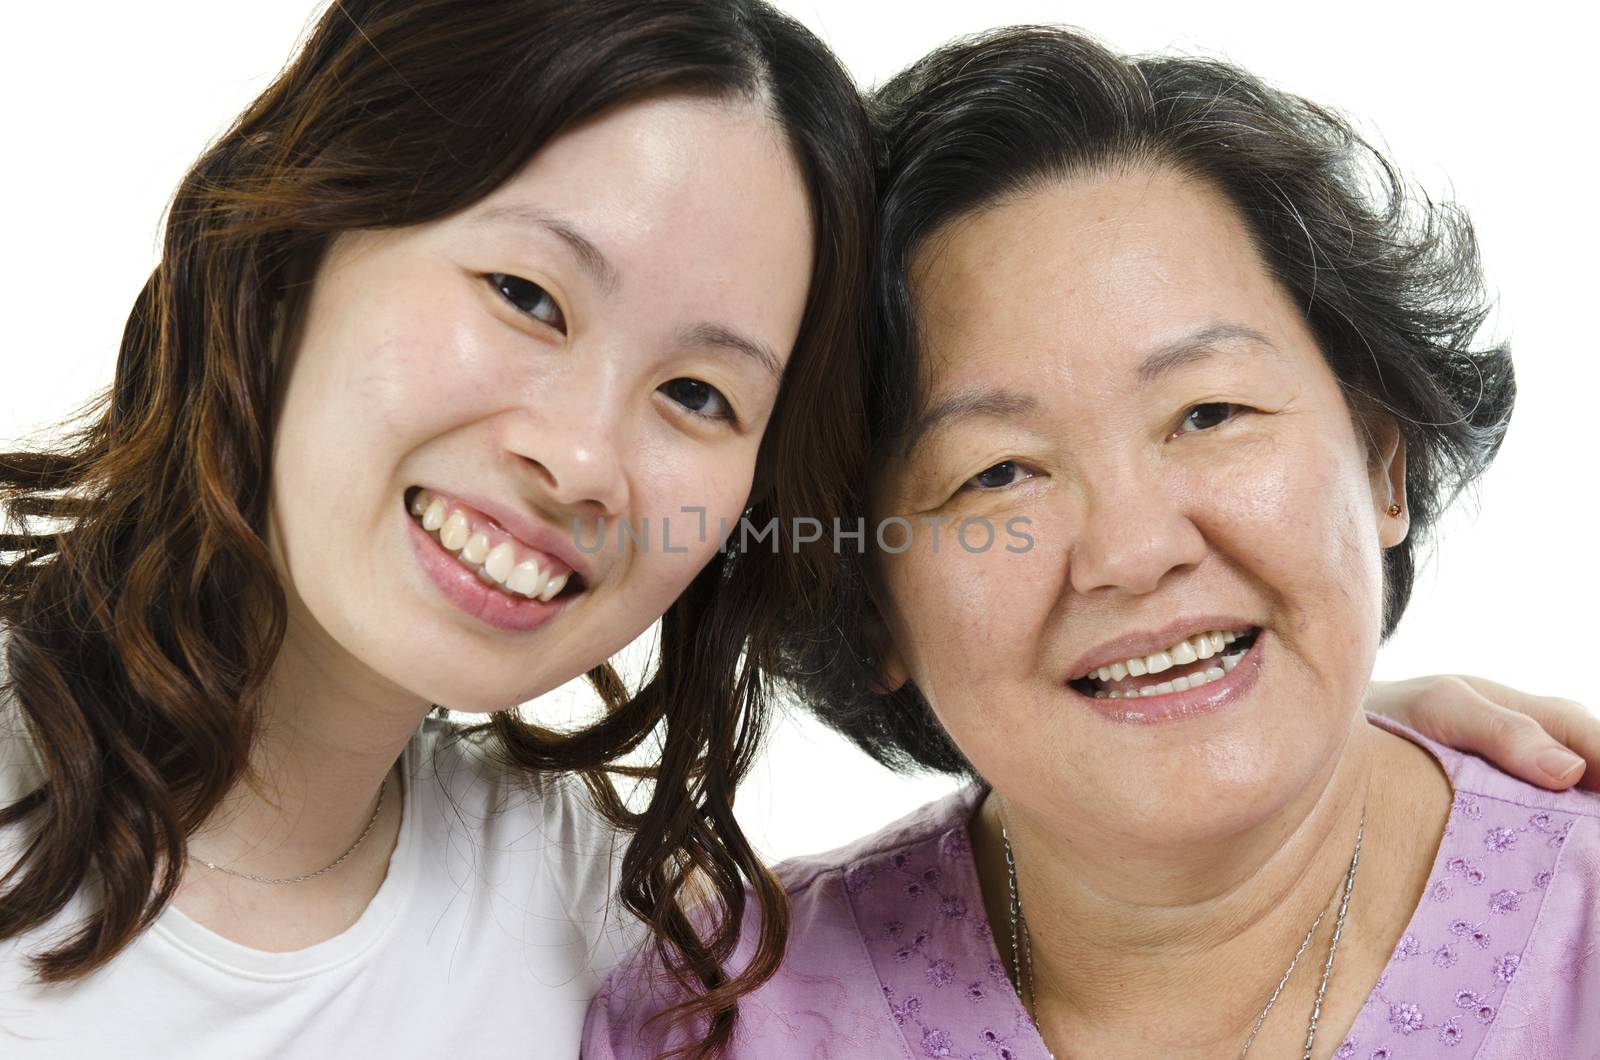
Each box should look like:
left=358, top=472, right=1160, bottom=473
left=404, top=501, right=574, bottom=633
left=1073, top=632, right=1266, bottom=726
left=1066, top=615, right=1258, bottom=679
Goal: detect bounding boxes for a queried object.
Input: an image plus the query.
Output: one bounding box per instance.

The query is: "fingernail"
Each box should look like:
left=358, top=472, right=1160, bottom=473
left=1537, top=748, right=1584, bottom=782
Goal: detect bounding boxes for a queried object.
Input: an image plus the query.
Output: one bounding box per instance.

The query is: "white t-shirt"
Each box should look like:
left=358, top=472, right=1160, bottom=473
left=0, top=713, right=647, bottom=1059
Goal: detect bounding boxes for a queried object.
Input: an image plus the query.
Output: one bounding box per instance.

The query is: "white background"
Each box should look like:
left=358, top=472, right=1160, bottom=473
left=3, top=2, right=1595, bottom=863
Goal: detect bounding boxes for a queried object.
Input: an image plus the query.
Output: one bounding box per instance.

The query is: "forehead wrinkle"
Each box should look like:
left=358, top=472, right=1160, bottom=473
left=1136, top=323, right=1281, bottom=384
left=901, top=384, right=1041, bottom=455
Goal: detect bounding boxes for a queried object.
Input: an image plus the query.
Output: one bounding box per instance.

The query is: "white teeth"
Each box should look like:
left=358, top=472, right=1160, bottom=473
left=461, top=532, right=490, bottom=565
left=483, top=543, right=515, bottom=584
left=412, top=498, right=577, bottom=603
left=1081, top=627, right=1252, bottom=701
left=439, top=510, right=470, bottom=552
left=537, top=572, right=568, bottom=602
left=1084, top=628, right=1250, bottom=684
left=506, top=560, right=548, bottom=598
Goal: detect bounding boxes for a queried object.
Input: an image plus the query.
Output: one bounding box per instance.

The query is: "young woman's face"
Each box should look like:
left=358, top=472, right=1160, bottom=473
left=268, top=94, right=814, bottom=711
left=874, top=169, right=1407, bottom=845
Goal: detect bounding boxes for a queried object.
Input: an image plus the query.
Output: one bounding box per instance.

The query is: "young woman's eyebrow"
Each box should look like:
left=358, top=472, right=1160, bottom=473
left=679, top=322, right=783, bottom=379
left=471, top=204, right=621, bottom=295
left=1135, top=323, right=1277, bottom=384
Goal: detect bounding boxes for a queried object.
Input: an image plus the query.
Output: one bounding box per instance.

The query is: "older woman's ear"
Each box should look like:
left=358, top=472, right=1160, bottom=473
left=1368, top=418, right=1410, bottom=548
left=862, top=607, right=911, bottom=695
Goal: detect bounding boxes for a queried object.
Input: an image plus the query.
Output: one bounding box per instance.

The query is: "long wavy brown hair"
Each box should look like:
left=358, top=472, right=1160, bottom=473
left=0, top=1, right=871, bottom=1054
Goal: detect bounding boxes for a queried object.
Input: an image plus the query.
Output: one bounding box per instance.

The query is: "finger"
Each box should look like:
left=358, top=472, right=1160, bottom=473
left=1450, top=678, right=1600, bottom=793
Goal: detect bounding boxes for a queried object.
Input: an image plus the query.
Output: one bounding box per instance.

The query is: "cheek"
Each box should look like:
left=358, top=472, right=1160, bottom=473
left=623, top=442, right=760, bottom=593
left=884, top=533, right=1056, bottom=703
left=1193, top=428, right=1386, bottom=667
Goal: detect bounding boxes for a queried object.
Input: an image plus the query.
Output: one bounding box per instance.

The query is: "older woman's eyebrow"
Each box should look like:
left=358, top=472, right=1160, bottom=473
left=1136, top=323, right=1277, bottom=383
left=678, top=322, right=783, bottom=379
left=903, top=387, right=1040, bottom=451
left=471, top=204, right=621, bottom=296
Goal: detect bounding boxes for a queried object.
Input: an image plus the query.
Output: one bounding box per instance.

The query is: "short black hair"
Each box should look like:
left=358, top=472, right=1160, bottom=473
left=782, top=25, right=1515, bottom=776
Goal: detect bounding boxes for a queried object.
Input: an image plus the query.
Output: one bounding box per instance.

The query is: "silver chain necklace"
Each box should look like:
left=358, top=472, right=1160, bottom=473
left=1002, top=809, right=1364, bottom=1060
left=188, top=775, right=389, bottom=886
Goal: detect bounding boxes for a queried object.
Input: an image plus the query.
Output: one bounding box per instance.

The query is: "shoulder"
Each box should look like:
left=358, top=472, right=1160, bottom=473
left=410, top=713, right=628, bottom=894
left=584, top=786, right=977, bottom=1059
left=1370, top=711, right=1600, bottom=825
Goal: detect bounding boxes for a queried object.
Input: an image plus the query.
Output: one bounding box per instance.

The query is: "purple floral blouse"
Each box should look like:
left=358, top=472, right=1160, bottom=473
left=585, top=716, right=1600, bottom=1058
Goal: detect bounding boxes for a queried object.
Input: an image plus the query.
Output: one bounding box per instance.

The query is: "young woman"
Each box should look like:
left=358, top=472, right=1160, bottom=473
left=0, top=2, right=872, bottom=1055
left=1, top=4, right=1592, bottom=1059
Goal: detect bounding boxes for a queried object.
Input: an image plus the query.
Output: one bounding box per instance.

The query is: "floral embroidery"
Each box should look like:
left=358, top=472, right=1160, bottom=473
left=920, top=1026, right=952, bottom=1057
left=1295, top=782, right=1570, bottom=1058
left=1445, top=855, right=1486, bottom=886
left=1488, top=888, right=1522, bottom=915
left=1485, top=827, right=1519, bottom=852
left=840, top=772, right=1574, bottom=1060
left=1387, top=1001, right=1426, bottom=1034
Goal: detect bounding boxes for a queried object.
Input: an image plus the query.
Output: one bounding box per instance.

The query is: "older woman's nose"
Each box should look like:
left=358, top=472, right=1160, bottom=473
left=1066, top=479, right=1206, bottom=596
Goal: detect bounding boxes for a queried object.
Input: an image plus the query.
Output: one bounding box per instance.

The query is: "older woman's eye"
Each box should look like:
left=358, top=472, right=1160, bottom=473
left=488, top=273, right=566, bottom=332
left=659, top=378, right=735, bottom=424
left=1178, top=402, right=1242, bottom=434
left=964, top=461, right=1031, bottom=491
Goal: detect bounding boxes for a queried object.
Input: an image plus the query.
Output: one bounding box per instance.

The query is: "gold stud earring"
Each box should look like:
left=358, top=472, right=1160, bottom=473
left=1387, top=503, right=1402, bottom=517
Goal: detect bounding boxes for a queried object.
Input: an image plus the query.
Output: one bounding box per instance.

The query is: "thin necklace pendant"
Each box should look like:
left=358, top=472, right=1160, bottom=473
left=188, top=772, right=390, bottom=886
left=1001, top=808, right=1365, bottom=1060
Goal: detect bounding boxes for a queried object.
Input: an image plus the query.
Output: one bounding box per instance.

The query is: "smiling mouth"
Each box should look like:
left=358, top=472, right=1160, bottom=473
left=406, top=487, right=586, bottom=603
left=1069, top=627, right=1260, bottom=699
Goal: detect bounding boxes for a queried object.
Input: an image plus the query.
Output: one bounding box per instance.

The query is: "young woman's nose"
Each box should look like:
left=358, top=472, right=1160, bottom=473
left=501, top=365, right=632, bottom=519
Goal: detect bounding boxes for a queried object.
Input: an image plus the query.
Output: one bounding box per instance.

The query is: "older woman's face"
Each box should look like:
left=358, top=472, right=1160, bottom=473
left=875, top=168, right=1407, bottom=842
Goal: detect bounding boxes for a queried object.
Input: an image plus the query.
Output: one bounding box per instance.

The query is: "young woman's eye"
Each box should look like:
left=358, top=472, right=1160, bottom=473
left=659, top=378, right=735, bottom=423
left=1176, top=402, right=1242, bottom=434
left=963, top=460, right=1032, bottom=492
left=488, top=273, right=565, bottom=332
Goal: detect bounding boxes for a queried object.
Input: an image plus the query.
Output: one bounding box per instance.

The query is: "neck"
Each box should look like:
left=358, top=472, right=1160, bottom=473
left=973, top=714, right=1446, bottom=1057
left=186, top=606, right=429, bottom=883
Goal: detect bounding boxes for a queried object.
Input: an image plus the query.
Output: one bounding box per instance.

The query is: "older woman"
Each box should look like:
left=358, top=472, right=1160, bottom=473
left=586, top=26, right=1600, bottom=1060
